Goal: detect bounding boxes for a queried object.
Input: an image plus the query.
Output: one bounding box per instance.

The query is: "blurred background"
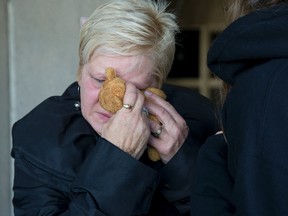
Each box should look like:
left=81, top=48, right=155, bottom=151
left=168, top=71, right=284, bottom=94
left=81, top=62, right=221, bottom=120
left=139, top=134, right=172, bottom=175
left=0, top=0, right=227, bottom=215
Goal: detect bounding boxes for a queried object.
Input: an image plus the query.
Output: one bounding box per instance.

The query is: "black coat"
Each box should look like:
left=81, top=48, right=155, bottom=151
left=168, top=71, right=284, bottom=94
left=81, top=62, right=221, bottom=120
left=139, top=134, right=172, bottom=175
left=191, top=4, right=288, bottom=216
left=12, top=82, right=218, bottom=216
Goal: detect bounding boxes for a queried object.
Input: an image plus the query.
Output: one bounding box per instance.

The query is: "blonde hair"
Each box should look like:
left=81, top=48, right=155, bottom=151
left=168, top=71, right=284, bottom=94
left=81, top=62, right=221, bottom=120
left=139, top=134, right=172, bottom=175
left=78, top=0, right=179, bottom=86
left=226, top=0, right=288, bottom=23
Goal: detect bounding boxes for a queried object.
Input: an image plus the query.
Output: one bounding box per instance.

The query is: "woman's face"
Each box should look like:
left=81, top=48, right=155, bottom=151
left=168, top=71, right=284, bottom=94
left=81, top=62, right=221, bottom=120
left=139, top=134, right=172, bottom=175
left=78, top=54, right=157, bottom=134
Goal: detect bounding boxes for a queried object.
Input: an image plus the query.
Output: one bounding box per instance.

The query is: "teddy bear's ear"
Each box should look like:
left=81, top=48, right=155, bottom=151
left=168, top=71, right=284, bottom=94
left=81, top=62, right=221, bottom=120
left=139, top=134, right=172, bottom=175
left=80, top=17, right=88, bottom=27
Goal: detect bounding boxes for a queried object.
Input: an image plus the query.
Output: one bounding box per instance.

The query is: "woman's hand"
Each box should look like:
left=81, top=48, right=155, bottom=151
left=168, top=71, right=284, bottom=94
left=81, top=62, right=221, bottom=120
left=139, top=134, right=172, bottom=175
left=144, top=90, right=189, bottom=164
left=101, top=83, right=151, bottom=160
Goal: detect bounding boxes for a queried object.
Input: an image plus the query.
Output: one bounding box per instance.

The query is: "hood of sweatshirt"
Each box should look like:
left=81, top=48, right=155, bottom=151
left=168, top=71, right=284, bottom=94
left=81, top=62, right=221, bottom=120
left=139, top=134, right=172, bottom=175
left=207, top=4, right=288, bottom=85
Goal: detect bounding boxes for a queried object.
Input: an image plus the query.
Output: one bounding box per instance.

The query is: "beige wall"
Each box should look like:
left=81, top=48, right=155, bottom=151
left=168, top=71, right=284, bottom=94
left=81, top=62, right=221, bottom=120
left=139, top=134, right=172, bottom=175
left=0, top=0, right=11, bottom=214
left=10, top=0, right=106, bottom=121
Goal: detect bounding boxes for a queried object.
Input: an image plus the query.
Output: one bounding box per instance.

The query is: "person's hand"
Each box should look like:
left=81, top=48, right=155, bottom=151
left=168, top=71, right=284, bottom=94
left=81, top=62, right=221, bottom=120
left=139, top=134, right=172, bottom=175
left=101, top=83, right=151, bottom=160
left=144, top=90, right=189, bottom=164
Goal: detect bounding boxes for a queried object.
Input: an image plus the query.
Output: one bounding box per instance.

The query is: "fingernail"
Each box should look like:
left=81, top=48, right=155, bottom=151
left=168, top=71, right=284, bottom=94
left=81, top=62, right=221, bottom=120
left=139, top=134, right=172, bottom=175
left=144, top=90, right=152, bottom=96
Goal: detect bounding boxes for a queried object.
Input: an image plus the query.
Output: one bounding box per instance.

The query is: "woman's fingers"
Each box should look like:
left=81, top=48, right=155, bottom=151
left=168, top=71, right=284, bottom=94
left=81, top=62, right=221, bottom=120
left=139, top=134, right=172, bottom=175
left=102, top=83, right=151, bottom=159
left=144, top=89, right=189, bottom=163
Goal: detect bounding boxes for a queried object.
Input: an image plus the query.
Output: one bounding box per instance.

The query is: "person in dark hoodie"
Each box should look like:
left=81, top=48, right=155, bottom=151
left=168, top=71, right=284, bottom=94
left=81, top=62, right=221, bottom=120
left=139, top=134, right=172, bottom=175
left=191, top=0, right=288, bottom=215
left=11, top=0, right=219, bottom=215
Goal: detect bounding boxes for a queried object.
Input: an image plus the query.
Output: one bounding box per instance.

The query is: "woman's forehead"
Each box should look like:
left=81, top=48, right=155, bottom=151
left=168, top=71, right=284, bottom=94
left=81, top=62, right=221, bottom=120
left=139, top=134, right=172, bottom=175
left=90, top=54, right=156, bottom=86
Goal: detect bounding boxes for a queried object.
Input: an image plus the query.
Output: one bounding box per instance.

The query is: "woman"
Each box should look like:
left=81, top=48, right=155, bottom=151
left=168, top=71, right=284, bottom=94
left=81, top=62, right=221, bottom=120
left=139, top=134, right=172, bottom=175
left=191, top=0, right=288, bottom=215
left=11, top=0, right=218, bottom=215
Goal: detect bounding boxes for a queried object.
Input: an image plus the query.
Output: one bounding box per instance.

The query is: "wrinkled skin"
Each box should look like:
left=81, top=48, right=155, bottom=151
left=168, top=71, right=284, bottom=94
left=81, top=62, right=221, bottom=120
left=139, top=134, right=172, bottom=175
left=78, top=54, right=189, bottom=163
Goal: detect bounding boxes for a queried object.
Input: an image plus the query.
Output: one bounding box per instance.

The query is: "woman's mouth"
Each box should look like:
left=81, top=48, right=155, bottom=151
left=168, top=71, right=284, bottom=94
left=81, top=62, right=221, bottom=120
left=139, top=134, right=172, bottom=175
left=98, top=111, right=112, bottom=120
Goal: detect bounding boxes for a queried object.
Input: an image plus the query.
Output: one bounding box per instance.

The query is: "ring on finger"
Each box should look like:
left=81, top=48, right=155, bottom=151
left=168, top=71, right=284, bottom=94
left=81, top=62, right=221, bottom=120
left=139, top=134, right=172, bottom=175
left=123, top=104, right=134, bottom=110
left=152, top=126, right=163, bottom=138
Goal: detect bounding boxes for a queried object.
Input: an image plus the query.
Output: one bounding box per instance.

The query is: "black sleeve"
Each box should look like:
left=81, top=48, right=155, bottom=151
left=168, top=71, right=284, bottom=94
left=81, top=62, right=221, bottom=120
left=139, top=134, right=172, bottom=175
left=155, top=133, right=199, bottom=215
left=12, top=138, right=160, bottom=216
left=158, top=84, right=220, bottom=215
left=190, top=134, right=235, bottom=216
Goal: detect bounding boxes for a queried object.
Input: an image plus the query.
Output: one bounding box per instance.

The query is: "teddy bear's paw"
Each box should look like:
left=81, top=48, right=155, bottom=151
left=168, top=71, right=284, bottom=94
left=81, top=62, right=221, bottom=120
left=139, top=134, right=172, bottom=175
left=99, top=94, right=124, bottom=113
left=147, top=146, right=161, bottom=161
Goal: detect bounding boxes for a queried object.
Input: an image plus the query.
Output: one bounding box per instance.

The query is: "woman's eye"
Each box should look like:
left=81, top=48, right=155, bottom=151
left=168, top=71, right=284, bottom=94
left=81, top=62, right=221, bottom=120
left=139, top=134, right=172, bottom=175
left=94, top=78, right=105, bottom=84
left=89, top=73, right=105, bottom=84
left=88, top=72, right=106, bottom=88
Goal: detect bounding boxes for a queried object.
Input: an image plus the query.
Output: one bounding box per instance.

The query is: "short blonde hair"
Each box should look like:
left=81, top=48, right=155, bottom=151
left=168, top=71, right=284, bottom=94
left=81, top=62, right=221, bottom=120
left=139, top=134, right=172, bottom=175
left=78, top=0, right=179, bottom=86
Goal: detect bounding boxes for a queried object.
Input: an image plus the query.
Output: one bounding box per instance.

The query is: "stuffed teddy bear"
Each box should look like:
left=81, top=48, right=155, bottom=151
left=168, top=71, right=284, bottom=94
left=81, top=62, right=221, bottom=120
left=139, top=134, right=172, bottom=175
left=99, top=67, right=166, bottom=161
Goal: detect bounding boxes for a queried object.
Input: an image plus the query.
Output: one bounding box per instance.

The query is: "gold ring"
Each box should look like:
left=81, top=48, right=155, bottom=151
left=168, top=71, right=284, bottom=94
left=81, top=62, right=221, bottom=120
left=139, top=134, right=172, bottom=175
left=123, top=104, right=134, bottom=110
left=152, top=126, right=162, bottom=138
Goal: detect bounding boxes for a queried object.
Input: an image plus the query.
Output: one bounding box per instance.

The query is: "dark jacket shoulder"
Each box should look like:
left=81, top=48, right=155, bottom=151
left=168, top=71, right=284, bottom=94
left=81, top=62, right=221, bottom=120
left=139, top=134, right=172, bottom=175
left=12, top=82, right=96, bottom=179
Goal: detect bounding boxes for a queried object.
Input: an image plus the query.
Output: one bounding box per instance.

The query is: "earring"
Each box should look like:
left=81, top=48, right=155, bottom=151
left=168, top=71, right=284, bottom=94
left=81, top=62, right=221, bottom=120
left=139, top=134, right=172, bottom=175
left=74, top=85, right=81, bottom=110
